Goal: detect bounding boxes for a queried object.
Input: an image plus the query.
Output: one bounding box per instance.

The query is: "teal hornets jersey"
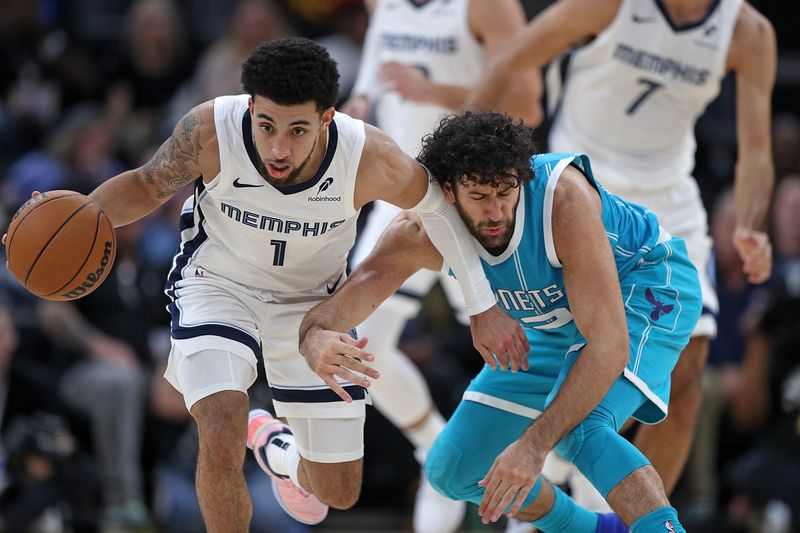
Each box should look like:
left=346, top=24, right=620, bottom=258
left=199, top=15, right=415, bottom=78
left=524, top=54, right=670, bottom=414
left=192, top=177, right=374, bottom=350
left=452, top=153, right=665, bottom=403
left=469, top=152, right=662, bottom=346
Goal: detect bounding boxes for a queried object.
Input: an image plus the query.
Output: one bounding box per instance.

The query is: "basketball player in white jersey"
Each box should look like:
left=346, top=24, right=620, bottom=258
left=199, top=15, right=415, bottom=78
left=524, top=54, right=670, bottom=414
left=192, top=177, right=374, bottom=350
left=341, top=2, right=540, bottom=529
left=467, top=0, right=776, bottom=509
left=1, top=39, right=532, bottom=531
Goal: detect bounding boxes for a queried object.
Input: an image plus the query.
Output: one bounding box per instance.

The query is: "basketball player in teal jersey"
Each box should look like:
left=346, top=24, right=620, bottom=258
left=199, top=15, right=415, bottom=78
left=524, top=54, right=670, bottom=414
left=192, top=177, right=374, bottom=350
left=467, top=0, right=777, bottom=501
left=299, top=112, right=702, bottom=532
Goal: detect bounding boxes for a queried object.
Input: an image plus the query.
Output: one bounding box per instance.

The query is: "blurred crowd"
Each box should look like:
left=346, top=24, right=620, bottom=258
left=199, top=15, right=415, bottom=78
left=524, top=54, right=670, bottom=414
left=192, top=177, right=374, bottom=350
left=0, top=0, right=798, bottom=531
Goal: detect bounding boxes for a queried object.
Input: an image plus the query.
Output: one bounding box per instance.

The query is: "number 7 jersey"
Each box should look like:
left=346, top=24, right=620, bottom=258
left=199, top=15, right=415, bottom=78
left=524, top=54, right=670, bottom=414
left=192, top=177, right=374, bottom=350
left=166, top=95, right=365, bottom=295
left=549, top=0, right=742, bottom=193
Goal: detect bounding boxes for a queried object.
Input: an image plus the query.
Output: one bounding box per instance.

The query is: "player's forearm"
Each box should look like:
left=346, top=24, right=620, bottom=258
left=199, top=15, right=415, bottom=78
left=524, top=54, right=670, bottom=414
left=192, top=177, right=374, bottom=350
left=467, top=55, right=515, bottom=112
left=734, top=153, right=774, bottom=229
left=522, top=340, right=627, bottom=451
left=412, top=183, right=495, bottom=315
left=89, top=169, right=171, bottom=228
left=419, top=83, right=471, bottom=112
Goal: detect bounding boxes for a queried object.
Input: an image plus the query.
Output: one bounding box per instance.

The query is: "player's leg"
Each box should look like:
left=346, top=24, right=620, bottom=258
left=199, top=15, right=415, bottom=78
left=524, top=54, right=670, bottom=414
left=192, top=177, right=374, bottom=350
left=634, top=335, right=708, bottom=494
left=424, top=373, right=618, bottom=532
left=164, top=274, right=267, bottom=531
left=626, top=181, right=716, bottom=494
left=352, top=202, right=465, bottom=532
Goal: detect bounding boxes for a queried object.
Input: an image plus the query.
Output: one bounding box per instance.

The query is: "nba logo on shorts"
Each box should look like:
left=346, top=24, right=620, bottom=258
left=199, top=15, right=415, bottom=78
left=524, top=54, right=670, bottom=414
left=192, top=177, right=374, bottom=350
left=664, top=520, right=676, bottom=532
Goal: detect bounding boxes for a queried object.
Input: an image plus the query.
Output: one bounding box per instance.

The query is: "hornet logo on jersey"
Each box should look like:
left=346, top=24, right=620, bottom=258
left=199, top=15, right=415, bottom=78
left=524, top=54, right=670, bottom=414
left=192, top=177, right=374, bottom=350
left=646, top=287, right=674, bottom=321
left=308, top=177, right=341, bottom=202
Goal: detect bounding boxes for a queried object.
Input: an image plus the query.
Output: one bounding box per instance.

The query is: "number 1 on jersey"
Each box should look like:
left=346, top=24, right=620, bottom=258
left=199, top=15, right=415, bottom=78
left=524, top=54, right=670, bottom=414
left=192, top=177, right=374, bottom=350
left=270, top=239, right=286, bottom=266
left=626, top=78, right=664, bottom=115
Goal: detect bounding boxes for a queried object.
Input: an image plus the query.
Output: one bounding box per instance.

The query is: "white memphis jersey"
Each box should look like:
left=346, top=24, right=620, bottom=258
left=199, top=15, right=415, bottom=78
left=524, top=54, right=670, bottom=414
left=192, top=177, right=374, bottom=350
left=166, top=95, right=365, bottom=294
left=550, top=0, right=742, bottom=192
left=362, top=0, right=485, bottom=156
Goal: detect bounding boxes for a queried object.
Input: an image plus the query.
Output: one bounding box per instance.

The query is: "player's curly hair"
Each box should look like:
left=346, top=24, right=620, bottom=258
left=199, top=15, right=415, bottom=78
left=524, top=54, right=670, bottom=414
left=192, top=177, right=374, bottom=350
left=241, top=38, right=339, bottom=112
left=418, top=112, right=537, bottom=189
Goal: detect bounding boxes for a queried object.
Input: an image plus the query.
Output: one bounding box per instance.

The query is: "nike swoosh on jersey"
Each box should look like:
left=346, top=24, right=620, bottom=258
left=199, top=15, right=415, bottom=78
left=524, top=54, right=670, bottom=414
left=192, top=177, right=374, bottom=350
left=233, top=177, right=264, bottom=188
left=631, top=14, right=657, bottom=23
left=326, top=273, right=343, bottom=294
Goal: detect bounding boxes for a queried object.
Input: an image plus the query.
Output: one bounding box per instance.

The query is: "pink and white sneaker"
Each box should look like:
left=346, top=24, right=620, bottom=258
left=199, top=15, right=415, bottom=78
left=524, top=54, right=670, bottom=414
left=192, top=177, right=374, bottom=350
left=247, top=409, right=329, bottom=525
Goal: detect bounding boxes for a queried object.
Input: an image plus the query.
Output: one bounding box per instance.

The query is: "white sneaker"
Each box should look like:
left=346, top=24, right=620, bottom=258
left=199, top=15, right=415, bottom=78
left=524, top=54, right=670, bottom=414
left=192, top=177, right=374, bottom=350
left=412, top=470, right=467, bottom=533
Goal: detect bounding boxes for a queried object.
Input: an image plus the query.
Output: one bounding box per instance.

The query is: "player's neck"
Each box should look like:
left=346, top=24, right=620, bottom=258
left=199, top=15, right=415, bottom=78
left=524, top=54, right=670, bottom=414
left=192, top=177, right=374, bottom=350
left=660, top=0, right=716, bottom=26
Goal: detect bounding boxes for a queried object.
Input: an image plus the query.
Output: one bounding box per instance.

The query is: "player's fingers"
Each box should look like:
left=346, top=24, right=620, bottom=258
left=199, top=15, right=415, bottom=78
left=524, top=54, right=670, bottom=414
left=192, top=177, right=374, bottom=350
left=494, top=349, right=509, bottom=371
left=483, top=482, right=514, bottom=523
left=324, top=376, right=353, bottom=403
left=336, top=355, right=379, bottom=380
left=491, top=485, right=520, bottom=522
left=514, top=332, right=530, bottom=371
left=478, top=470, right=502, bottom=516
left=475, top=344, right=497, bottom=370
left=507, top=350, right=519, bottom=373
left=331, top=363, right=372, bottom=388
left=508, top=482, right=534, bottom=518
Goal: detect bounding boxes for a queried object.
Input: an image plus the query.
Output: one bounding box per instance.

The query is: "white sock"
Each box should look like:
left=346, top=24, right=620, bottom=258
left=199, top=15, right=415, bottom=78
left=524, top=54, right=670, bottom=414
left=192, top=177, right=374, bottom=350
left=408, top=411, right=446, bottom=462
left=265, top=430, right=302, bottom=487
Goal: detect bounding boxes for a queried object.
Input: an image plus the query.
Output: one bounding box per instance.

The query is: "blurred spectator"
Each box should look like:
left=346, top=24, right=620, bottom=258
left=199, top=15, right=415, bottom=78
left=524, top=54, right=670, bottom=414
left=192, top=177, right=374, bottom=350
left=315, top=1, right=368, bottom=104
left=185, top=0, right=293, bottom=105
left=726, top=259, right=800, bottom=531
left=2, top=105, right=124, bottom=214
left=0, top=412, right=101, bottom=532
left=0, top=0, right=103, bottom=170
left=103, top=0, right=194, bottom=165
left=771, top=175, right=800, bottom=266
left=772, top=115, right=800, bottom=179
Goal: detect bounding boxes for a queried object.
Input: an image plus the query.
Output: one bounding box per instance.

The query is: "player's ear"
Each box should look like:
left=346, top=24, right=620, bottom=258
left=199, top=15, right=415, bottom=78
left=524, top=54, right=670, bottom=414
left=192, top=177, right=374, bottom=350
left=321, top=107, right=335, bottom=128
left=442, top=182, right=456, bottom=204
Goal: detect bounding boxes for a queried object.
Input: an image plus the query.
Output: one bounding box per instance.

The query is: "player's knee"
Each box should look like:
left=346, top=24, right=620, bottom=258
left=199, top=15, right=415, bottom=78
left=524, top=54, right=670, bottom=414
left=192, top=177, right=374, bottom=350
left=192, top=391, right=248, bottom=455
left=424, top=437, right=471, bottom=501
left=304, top=460, right=363, bottom=509
left=568, top=419, right=650, bottom=497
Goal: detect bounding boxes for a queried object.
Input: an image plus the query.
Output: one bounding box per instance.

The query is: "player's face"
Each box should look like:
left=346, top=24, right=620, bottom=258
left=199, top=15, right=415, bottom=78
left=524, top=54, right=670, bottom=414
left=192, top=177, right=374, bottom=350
left=248, top=95, right=334, bottom=186
left=445, top=178, right=520, bottom=254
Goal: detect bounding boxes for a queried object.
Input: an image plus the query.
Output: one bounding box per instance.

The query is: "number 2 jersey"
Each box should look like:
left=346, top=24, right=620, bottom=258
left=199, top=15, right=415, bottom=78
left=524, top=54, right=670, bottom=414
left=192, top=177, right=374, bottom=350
left=166, top=94, right=364, bottom=295
left=549, top=0, right=742, bottom=192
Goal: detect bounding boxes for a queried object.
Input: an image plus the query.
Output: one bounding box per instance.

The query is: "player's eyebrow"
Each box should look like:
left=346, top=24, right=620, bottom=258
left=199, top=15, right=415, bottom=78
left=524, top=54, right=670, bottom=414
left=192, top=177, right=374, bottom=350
left=256, top=113, right=312, bottom=126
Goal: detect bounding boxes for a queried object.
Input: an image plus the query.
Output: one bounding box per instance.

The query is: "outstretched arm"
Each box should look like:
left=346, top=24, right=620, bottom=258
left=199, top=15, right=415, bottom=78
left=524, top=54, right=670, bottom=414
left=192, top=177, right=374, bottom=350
left=467, top=0, right=618, bottom=112
left=89, top=101, right=218, bottom=227
left=478, top=167, right=628, bottom=520
left=728, top=4, right=777, bottom=284
left=299, top=212, right=442, bottom=401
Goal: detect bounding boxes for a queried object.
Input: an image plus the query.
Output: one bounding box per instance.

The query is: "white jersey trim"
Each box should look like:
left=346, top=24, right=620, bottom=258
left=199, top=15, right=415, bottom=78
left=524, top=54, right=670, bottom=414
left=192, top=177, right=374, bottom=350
left=463, top=391, right=542, bottom=420
left=543, top=156, right=576, bottom=268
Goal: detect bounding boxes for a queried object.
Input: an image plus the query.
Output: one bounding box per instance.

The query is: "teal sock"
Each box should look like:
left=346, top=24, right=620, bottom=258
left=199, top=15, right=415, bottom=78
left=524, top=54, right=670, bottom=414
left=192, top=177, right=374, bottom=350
left=630, top=506, right=684, bottom=533
left=530, top=483, right=599, bottom=532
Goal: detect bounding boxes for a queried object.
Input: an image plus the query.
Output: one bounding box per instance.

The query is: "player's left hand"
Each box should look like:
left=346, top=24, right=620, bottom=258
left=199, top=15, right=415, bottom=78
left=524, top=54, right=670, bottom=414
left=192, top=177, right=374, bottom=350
left=478, top=438, right=546, bottom=523
left=379, top=61, right=430, bottom=102
left=470, top=305, right=530, bottom=372
left=732, top=226, right=772, bottom=284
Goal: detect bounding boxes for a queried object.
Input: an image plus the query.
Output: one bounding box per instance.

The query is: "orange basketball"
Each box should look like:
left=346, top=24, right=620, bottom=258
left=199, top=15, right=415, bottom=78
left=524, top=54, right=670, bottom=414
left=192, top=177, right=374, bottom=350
left=5, top=190, right=117, bottom=301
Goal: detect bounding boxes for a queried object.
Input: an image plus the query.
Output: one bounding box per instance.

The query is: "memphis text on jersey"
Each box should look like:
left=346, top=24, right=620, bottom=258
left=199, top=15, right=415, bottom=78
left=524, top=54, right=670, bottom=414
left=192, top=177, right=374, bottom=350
left=219, top=202, right=345, bottom=237
left=614, top=43, right=710, bottom=85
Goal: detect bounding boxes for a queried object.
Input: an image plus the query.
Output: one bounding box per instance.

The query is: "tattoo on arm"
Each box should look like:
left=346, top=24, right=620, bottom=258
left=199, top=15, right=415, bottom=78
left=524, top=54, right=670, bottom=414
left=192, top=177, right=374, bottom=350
left=143, top=110, right=204, bottom=199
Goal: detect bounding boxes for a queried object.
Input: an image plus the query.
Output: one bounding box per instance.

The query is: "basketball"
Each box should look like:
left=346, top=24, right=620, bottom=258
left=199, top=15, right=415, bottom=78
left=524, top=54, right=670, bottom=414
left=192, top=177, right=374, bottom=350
left=4, top=190, right=117, bottom=301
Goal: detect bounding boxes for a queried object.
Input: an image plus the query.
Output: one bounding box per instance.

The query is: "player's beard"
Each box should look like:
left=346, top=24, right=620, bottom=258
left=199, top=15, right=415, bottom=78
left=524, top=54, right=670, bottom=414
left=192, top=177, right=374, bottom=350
left=454, top=200, right=516, bottom=256
left=262, top=135, right=318, bottom=186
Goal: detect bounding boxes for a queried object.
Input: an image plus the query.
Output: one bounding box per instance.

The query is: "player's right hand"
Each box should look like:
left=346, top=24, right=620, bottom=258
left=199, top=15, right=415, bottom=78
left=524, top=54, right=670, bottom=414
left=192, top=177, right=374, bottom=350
left=470, top=305, right=530, bottom=372
left=299, top=330, right=379, bottom=402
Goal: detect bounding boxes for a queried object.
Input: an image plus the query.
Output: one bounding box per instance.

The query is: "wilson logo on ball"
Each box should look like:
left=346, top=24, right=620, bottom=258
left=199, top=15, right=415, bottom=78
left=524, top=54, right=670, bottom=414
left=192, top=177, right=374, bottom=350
left=61, top=241, right=114, bottom=299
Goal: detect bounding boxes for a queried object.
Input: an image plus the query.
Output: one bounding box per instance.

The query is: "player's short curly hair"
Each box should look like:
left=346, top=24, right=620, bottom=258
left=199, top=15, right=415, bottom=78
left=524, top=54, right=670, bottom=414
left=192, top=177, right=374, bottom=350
left=418, top=112, right=537, bottom=189
left=241, top=37, right=339, bottom=112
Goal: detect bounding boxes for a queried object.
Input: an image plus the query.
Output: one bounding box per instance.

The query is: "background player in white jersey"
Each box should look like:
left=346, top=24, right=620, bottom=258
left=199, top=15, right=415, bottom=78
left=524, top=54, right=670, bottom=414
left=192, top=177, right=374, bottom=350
left=468, top=0, right=777, bottom=506
left=340, top=2, right=540, bottom=529
left=4, top=38, right=530, bottom=531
